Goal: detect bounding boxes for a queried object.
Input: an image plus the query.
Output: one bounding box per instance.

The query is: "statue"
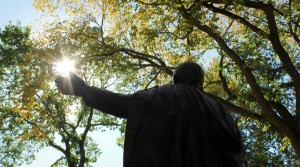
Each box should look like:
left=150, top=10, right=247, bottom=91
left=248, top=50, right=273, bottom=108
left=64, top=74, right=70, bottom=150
left=55, top=62, right=246, bottom=167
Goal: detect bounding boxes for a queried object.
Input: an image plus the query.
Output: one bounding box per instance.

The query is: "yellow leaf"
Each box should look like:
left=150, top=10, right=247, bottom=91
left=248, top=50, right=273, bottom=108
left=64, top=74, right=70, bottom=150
left=44, top=92, right=48, bottom=98
left=11, top=108, right=19, bottom=113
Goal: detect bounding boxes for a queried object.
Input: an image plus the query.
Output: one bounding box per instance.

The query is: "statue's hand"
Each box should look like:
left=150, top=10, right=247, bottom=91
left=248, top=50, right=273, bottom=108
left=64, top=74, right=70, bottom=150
left=55, top=72, right=86, bottom=96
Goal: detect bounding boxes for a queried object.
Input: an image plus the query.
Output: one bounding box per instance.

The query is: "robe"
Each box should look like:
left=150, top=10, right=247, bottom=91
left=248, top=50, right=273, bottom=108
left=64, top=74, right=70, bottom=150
left=81, top=84, right=245, bottom=167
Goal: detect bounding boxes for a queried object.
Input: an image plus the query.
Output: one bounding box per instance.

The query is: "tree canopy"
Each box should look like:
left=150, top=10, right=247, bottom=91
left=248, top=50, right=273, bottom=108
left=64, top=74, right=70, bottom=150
left=1, top=0, right=300, bottom=166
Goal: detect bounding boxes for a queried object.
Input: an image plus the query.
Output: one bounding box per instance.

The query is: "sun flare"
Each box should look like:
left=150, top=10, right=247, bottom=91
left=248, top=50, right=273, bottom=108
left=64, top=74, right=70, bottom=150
left=55, top=59, right=75, bottom=76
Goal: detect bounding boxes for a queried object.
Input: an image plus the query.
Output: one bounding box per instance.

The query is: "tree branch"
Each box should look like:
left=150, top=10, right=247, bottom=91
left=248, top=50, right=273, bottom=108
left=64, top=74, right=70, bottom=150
left=178, top=4, right=285, bottom=127
left=258, top=3, right=300, bottom=125
left=120, top=47, right=173, bottom=75
left=49, top=140, right=66, bottom=155
left=202, top=91, right=264, bottom=121
left=88, top=47, right=173, bottom=76
left=269, top=101, right=294, bottom=124
left=203, top=3, right=269, bottom=37
left=219, top=51, right=236, bottom=100
left=242, top=0, right=300, bottom=85
left=136, top=0, right=166, bottom=6
left=90, top=123, right=123, bottom=127
left=79, top=107, right=93, bottom=167
left=145, top=70, right=161, bottom=89
left=287, top=0, right=300, bottom=47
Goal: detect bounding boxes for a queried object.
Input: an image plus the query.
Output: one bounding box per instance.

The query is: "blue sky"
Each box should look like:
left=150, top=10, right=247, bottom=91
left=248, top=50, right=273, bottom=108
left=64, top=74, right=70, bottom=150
left=0, top=0, right=39, bottom=28
left=1, top=0, right=123, bottom=166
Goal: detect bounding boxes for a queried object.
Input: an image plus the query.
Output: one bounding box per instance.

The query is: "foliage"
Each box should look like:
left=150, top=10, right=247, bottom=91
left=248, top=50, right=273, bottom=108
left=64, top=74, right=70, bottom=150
left=0, top=23, right=38, bottom=166
left=238, top=117, right=298, bottom=166
left=2, top=0, right=300, bottom=166
left=32, top=0, right=300, bottom=164
left=0, top=24, right=119, bottom=166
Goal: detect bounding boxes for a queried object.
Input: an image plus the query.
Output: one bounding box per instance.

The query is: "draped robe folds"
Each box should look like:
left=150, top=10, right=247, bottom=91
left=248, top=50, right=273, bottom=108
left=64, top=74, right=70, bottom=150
left=81, top=84, right=245, bottom=167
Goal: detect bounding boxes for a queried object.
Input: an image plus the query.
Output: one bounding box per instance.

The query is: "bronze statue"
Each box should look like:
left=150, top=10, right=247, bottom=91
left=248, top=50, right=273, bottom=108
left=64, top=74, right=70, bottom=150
left=55, top=62, right=246, bottom=167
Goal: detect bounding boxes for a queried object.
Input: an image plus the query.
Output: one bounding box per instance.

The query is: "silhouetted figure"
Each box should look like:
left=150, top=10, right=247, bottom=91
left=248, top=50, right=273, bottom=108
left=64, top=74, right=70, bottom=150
left=55, top=62, right=246, bottom=167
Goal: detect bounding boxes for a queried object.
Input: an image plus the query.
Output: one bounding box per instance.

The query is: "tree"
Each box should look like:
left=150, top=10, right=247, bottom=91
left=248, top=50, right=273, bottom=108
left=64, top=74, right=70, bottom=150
left=0, top=23, right=37, bottom=166
left=205, top=58, right=298, bottom=166
left=2, top=0, right=300, bottom=165
left=33, top=0, right=300, bottom=161
left=0, top=24, right=124, bottom=167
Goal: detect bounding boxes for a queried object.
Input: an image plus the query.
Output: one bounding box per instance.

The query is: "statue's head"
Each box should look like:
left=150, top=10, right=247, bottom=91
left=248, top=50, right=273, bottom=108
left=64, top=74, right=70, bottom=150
left=173, top=61, right=204, bottom=90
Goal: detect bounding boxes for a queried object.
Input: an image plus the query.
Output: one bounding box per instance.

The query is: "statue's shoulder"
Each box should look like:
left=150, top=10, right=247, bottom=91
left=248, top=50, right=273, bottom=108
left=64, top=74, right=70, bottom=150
left=132, top=85, right=159, bottom=100
left=134, top=84, right=180, bottom=98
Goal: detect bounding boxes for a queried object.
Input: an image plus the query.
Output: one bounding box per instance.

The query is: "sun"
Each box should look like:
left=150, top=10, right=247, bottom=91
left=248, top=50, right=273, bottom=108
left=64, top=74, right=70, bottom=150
left=55, top=59, right=75, bottom=76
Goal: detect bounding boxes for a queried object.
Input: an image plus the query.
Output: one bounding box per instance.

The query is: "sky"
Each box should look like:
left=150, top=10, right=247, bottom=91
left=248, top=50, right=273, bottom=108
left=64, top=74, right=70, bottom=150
left=0, top=0, right=123, bottom=166
left=0, top=0, right=39, bottom=29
